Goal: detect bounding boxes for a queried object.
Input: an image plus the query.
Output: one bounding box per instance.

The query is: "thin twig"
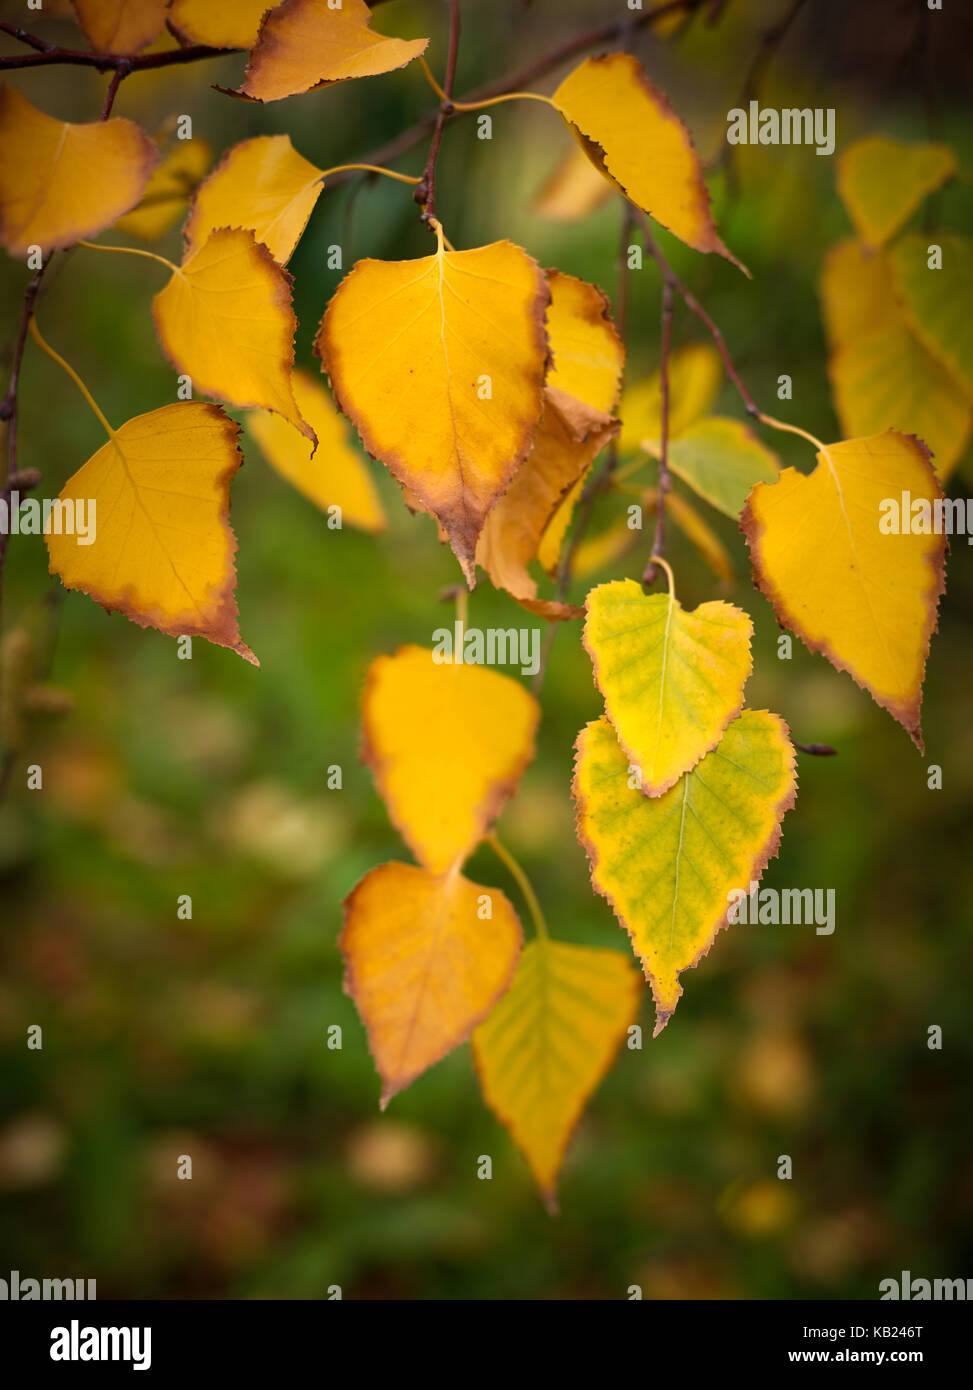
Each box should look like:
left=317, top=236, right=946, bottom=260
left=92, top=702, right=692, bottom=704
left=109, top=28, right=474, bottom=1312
left=643, top=279, right=674, bottom=586
left=415, top=0, right=461, bottom=221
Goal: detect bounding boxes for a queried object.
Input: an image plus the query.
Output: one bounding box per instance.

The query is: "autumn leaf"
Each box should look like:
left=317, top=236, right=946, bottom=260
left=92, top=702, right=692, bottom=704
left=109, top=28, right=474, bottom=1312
left=46, top=402, right=256, bottom=664
left=618, top=343, right=722, bottom=456
left=342, top=861, right=522, bottom=1107
left=836, top=135, right=956, bottom=250
left=659, top=490, right=735, bottom=588
left=473, top=939, right=640, bottom=1210
left=642, top=417, right=779, bottom=518
left=70, top=0, right=168, bottom=53
left=476, top=387, right=617, bottom=619
left=238, top=0, right=429, bottom=103
left=584, top=578, right=753, bottom=796
left=117, top=135, right=211, bottom=242
left=246, top=369, right=386, bottom=532
left=819, top=240, right=971, bottom=480
left=889, top=233, right=973, bottom=400
left=533, top=142, right=613, bottom=222
left=742, top=430, right=946, bottom=750
left=362, top=645, right=540, bottom=874
left=574, top=711, right=796, bottom=1033
left=168, top=0, right=276, bottom=49
left=183, top=134, right=324, bottom=266
left=552, top=54, right=745, bottom=271
left=153, top=228, right=313, bottom=441
left=0, top=87, right=158, bottom=257
left=317, top=232, right=549, bottom=584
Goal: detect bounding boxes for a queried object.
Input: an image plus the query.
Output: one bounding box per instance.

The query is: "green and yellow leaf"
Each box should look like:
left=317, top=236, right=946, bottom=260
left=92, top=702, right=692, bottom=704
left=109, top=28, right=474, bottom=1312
left=642, top=416, right=779, bottom=518
left=835, top=135, right=956, bottom=250
left=889, top=233, right=973, bottom=400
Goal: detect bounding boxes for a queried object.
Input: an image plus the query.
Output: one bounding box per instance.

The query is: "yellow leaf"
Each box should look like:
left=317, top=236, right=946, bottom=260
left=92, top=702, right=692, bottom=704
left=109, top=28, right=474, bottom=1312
left=663, top=490, right=735, bottom=588
left=46, top=402, right=256, bottom=664
left=169, top=0, right=276, bottom=48
left=552, top=54, right=744, bottom=270
left=473, top=939, right=640, bottom=1210
left=116, top=136, right=211, bottom=241
left=317, top=234, right=549, bottom=583
left=238, top=0, right=429, bottom=102
left=642, top=416, right=779, bottom=518
left=742, top=431, right=946, bottom=750
left=183, top=134, right=324, bottom=266
left=574, top=711, right=796, bottom=1032
left=363, top=646, right=540, bottom=874
left=569, top=518, right=638, bottom=582
left=0, top=86, right=158, bottom=257
left=584, top=578, right=753, bottom=796
left=475, top=386, right=617, bottom=620
left=246, top=369, right=386, bottom=532
left=889, top=233, right=973, bottom=400
left=836, top=135, right=956, bottom=250
left=70, top=0, right=168, bottom=53
left=533, top=142, right=613, bottom=222
left=545, top=269, right=624, bottom=414
left=342, top=861, right=522, bottom=1107
left=153, top=228, right=313, bottom=441
left=819, top=240, right=971, bottom=481
left=619, top=342, right=722, bottom=455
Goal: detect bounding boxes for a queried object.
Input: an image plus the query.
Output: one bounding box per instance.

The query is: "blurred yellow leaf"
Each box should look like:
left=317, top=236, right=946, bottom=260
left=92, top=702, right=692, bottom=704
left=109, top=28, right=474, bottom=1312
left=153, top=228, right=313, bottom=441
left=574, top=711, right=796, bottom=1032
left=533, top=142, right=613, bottom=222
left=619, top=342, right=722, bottom=455
left=552, top=54, right=744, bottom=270
left=0, top=87, right=157, bottom=257
left=474, top=939, right=641, bottom=1210
left=246, top=369, right=386, bottom=532
left=820, top=240, right=971, bottom=480
left=584, top=578, right=753, bottom=796
left=342, top=861, right=522, bottom=1105
left=889, top=233, right=973, bottom=399
left=317, top=234, right=549, bottom=583
left=70, top=0, right=168, bottom=53
left=363, top=645, right=540, bottom=874
left=117, top=136, right=211, bottom=241
left=183, top=134, right=324, bottom=265
left=836, top=135, right=956, bottom=250
left=46, top=402, right=256, bottom=663
left=662, top=490, right=735, bottom=587
left=169, top=0, right=276, bottom=48
left=239, top=0, right=429, bottom=102
left=742, top=431, right=945, bottom=749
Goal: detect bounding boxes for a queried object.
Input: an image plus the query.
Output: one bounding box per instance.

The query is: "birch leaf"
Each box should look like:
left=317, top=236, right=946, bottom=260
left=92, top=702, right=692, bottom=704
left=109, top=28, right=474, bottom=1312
left=246, top=370, right=385, bottom=532
left=836, top=136, right=956, bottom=250
left=117, top=136, right=211, bottom=242
left=70, top=0, right=168, bottom=53
left=473, top=940, right=640, bottom=1211
left=317, top=236, right=549, bottom=583
left=342, top=862, right=522, bottom=1107
left=239, top=0, right=429, bottom=103
left=642, top=417, right=779, bottom=518
left=362, top=646, right=540, bottom=874
left=742, top=431, right=946, bottom=750
left=168, top=0, right=276, bottom=49
left=889, top=233, right=973, bottom=400
left=552, top=54, right=744, bottom=270
left=0, top=87, right=158, bottom=257
left=574, top=711, right=796, bottom=1033
left=183, top=134, right=324, bottom=265
left=46, top=403, right=256, bottom=664
left=584, top=578, right=753, bottom=796
left=153, top=228, right=313, bottom=441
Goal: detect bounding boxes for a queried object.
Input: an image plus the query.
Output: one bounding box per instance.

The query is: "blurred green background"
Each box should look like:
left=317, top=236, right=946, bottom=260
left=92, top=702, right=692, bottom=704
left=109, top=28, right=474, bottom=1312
left=1, top=0, right=972, bottom=1299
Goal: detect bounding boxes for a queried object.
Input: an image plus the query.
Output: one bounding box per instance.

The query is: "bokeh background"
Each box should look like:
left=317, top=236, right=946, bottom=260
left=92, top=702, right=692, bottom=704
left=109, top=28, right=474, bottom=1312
left=1, top=0, right=972, bottom=1299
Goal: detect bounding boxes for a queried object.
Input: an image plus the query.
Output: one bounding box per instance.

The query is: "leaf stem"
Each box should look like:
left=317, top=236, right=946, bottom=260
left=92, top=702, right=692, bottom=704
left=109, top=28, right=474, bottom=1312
left=76, top=240, right=178, bottom=274
left=648, top=554, right=676, bottom=600
left=27, top=318, right=115, bottom=441
left=449, top=91, right=558, bottom=111
left=486, top=833, right=549, bottom=941
left=758, top=413, right=828, bottom=455
left=321, top=163, right=421, bottom=186
left=644, top=278, right=674, bottom=587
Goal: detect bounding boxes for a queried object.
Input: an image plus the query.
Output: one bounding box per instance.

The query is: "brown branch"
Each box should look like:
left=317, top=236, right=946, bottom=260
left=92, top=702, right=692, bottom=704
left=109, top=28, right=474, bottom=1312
left=415, top=0, right=461, bottom=222
left=0, top=31, right=238, bottom=72
left=643, top=279, right=674, bottom=586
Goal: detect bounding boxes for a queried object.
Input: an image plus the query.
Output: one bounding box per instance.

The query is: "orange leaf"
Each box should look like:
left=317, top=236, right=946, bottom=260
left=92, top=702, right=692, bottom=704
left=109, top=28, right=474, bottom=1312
left=169, top=0, right=277, bottom=49
left=342, top=861, right=522, bottom=1106
left=70, top=0, right=168, bottom=53
left=0, top=87, right=158, bottom=257
left=238, top=0, right=429, bottom=103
